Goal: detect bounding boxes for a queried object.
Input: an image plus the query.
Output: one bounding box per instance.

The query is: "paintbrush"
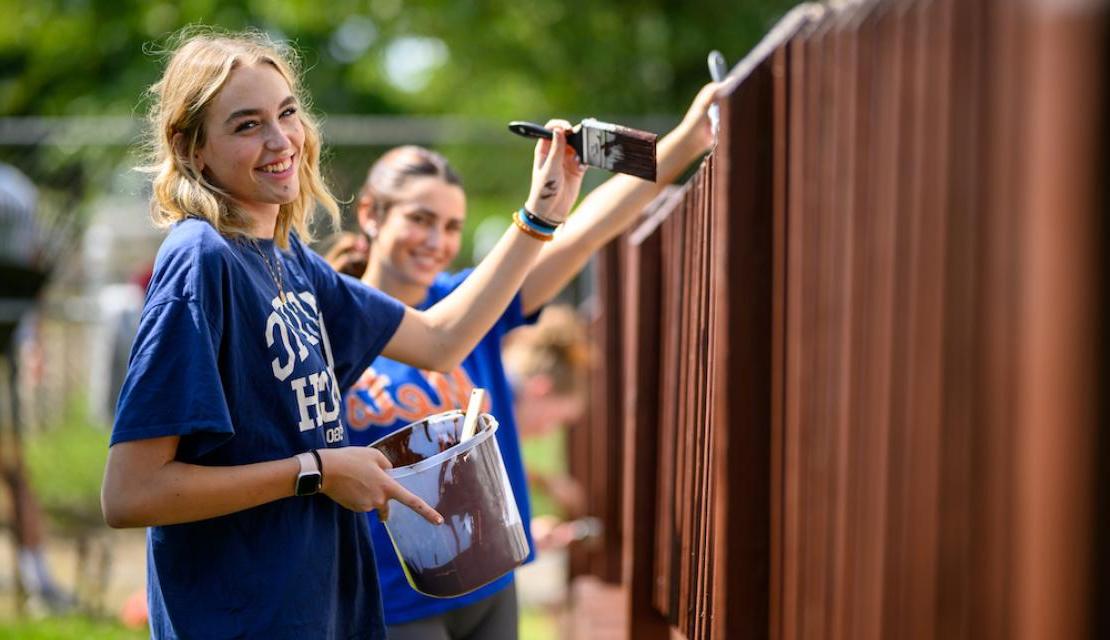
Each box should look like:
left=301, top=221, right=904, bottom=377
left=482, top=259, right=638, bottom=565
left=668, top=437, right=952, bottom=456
left=508, top=118, right=658, bottom=181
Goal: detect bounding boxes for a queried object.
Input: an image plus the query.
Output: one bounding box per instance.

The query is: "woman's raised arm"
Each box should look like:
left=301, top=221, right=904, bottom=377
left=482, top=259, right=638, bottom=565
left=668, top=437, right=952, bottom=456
left=382, top=124, right=585, bottom=371
left=520, top=83, right=720, bottom=316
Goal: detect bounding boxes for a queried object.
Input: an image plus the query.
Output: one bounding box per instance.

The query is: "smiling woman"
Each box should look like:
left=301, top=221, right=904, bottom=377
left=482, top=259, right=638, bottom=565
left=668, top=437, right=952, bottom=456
left=100, top=28, right=584, bottom=640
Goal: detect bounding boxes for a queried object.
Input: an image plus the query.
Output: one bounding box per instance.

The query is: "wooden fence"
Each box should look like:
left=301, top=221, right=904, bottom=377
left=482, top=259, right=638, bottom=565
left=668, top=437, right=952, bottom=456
left=565, top=1, right=1108, bottom=638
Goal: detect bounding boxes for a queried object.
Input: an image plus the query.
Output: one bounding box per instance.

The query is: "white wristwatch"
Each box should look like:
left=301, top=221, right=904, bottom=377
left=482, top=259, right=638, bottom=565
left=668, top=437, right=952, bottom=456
left=294, top=451, right=323, bottom=496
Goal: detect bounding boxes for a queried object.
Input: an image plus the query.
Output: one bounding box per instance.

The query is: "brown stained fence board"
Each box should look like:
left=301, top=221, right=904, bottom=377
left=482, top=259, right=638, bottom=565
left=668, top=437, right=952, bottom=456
left=699, top=162, right=715, bottom=640
left=620, top=209, right=670, bottom=640
left=690, top=164, right=706, bottom=640
left=976, top=1, right=1025, bottom=635
left=702, top=157, right=718, bottom=638
left=682, top=180, right=697, bottom=640
left=673, top=191, right=688, bottom=633
left=810, top=18, right=839, bottom=640
left=706, top=52, right=778, bottom=640
left=881, top=2, right=926, bottom=635
left=687, top=173, right=705, bottom=640
left=654, top=207, right=681, bottom=617
left=578, top=242, right=626, bottom=583
left=605, top=242, right=626, bottom=583
left=679, top=182, right=698, bottom=635
left=863, top=5, right=905, bottom=638
left=897, top=1, right=948, bottom=635
left=780, top=24, right=812, bottom=640
left=769, top=40, right=792, bottom=640
left=1016, top=2, right=1105, bottom=638
left=670, top=198, right=688, bottom=632
left=936, top=0, right=987, bottom=636
left=793, top=23, right=822, bottom=640
left=693, top=166, right=711, bottom=640
left=826, top=14, right=857, bottom=640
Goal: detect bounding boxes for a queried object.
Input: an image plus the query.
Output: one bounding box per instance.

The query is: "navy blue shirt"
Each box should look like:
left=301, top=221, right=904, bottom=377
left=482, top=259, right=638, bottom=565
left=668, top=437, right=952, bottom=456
left=345, top=270, right=537, bottom=624
left=111, top=219, right=405, bottom=639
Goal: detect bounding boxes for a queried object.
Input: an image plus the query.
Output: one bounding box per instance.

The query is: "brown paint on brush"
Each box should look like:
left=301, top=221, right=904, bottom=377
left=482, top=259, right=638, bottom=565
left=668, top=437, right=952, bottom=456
left=508, top=119, right=659, bottom=181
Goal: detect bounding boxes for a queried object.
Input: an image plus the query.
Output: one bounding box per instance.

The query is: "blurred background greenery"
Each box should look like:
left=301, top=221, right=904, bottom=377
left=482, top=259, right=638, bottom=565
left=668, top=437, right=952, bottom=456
left=0, top=0, right=794, bottom=254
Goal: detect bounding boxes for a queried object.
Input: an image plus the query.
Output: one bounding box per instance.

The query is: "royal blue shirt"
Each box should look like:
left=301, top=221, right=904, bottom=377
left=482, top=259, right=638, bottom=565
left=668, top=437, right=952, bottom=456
left=111, top=219, right=405, bottom=639
left=345, top=270, right=537, bottom=624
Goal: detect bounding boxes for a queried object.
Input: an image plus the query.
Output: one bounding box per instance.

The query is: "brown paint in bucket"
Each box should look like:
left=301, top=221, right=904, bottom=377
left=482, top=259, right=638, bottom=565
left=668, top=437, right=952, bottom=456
left=370, top=410, right=528, bottom=598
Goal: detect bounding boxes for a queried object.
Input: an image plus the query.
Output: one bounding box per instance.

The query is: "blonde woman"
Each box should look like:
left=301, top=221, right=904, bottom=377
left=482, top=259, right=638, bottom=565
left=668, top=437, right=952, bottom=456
left=99, top=29, right=582, bottom=640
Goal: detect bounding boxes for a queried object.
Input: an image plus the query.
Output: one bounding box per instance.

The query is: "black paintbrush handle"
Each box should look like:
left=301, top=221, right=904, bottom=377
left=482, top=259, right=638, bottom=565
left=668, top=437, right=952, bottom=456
left=508, top=121, right=554, bottom=140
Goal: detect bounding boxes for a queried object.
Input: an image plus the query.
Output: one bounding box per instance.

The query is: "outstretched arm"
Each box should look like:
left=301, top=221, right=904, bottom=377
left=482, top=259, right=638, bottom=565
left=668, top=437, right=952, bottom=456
left=381, top=124, right=585, bottom=372
left=520, top=82, right=720, bottom=315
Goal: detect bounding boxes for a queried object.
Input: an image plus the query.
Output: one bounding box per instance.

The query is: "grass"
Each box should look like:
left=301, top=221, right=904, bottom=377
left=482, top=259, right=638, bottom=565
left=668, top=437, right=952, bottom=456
left=0, top=616, right=146, bottom=640
left=0, top=611, right=554, bottom=640
left=24, top=400, right=111, bottom=534
left=520, top=606, right=558, bottom=640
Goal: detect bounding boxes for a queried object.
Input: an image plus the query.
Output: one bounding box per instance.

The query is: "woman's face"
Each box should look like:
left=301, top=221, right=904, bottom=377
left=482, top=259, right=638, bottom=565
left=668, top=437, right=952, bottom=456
left=369, top=176, right=466, bottom=291
left=195, top=62, right=304, bottom=222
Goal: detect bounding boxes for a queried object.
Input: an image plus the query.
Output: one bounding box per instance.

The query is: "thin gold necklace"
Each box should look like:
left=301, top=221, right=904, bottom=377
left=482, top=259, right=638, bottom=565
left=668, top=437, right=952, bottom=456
left=249, top=238, right=287, bottom=305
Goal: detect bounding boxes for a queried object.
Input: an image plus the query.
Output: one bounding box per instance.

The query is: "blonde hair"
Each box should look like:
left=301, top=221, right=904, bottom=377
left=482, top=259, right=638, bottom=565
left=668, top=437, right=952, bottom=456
left=140, top=27, right=338, bottom=249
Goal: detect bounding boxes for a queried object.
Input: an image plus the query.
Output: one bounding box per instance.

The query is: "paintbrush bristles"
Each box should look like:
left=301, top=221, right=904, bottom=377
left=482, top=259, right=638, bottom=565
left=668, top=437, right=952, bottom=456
left=577, top=118, right=658, bottom=182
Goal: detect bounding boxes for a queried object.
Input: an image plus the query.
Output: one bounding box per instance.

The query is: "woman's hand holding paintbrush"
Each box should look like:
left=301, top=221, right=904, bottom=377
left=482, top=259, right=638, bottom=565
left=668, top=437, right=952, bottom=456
left=515, top=82, right=723, bottom=314
left=525, top=119, right=587, bottom=224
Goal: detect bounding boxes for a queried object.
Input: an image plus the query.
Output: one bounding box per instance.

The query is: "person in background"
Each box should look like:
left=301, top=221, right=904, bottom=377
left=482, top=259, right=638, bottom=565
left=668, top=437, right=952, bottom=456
left=502, top=304, right=592, bottom=552
left=99, top=28, right=581, bottom=640
left=333, top=82, right=719, bottom=640
left=0, top=161, right=71, bottom=612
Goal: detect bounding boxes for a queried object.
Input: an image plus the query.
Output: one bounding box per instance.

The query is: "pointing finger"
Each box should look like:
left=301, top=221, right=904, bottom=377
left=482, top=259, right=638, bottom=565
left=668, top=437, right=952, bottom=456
left=387, top=482, right=444, bottom=526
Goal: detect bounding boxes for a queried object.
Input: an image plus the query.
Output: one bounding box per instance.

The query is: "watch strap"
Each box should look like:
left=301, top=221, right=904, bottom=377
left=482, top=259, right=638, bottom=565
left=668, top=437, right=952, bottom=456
left=294, top=452, right=322, bottom=496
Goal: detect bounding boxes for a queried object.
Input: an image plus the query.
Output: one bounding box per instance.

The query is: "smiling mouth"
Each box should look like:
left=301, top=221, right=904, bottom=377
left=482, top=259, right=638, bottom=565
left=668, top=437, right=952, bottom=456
left=410, top=254, right=443, bottom=271
left=257, top=154, right=295, bottom=175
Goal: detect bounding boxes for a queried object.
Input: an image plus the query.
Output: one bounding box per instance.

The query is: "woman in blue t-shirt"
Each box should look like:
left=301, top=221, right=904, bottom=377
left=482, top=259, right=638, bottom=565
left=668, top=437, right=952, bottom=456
left=100, top=29, right=583, bottom=640
left=337, top=84, right=719, bottom=639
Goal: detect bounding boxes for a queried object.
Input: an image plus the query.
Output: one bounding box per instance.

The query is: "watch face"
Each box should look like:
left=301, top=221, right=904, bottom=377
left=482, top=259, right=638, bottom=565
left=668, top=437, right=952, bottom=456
left=295, top=471, right=322, bottom=496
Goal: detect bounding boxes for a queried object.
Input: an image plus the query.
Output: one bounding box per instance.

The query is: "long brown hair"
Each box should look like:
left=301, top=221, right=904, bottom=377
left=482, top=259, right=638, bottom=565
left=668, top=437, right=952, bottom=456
left=359, top=145, right=462, bottom=224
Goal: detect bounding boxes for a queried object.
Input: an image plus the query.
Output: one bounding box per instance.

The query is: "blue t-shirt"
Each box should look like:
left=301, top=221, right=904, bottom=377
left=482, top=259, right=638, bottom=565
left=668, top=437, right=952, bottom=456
left=345, top=270, right=537, bottom=625
left=111, top=219, right=406, bottom=640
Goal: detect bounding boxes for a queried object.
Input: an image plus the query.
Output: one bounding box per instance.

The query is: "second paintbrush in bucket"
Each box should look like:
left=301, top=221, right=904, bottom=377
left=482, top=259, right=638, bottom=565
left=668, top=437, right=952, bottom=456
left=508, top=119, right=658, bottom=181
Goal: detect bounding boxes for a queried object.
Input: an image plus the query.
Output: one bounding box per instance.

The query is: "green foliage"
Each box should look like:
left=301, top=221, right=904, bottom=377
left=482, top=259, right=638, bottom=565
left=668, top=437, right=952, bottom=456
left=0, top=616, right=146, bottom=640
left=24, top=401, right=111, bottom=534
left=1, top=0, right=796, bottom=118
left=0, top=0, right=795, bottom=257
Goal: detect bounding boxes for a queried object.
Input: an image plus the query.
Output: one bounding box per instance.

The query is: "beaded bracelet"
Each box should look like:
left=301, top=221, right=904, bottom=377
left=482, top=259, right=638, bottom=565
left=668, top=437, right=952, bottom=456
left=520, top=207, right=560, bottom=233
left=512, top=209, right=555, bottom=241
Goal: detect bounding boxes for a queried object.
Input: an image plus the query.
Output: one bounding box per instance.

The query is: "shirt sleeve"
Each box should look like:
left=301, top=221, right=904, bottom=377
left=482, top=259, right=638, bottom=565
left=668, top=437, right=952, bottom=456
left=110, top=297, right=235, bottom=455
left=297, top=245, right=406, bottom=392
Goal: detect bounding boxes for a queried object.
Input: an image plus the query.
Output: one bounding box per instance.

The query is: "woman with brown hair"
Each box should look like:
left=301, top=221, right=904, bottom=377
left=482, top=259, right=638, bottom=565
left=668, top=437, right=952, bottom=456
left=337, top=83, right=719, bottom=639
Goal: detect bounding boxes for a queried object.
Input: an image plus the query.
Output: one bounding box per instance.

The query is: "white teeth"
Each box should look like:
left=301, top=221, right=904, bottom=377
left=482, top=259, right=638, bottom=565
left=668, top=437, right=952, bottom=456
left=259, top=157, right=293, bottom=173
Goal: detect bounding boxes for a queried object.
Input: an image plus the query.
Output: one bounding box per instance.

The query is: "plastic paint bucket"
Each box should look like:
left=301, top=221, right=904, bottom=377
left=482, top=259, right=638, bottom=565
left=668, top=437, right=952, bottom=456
left=370, top=410, right=528, bottom=598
